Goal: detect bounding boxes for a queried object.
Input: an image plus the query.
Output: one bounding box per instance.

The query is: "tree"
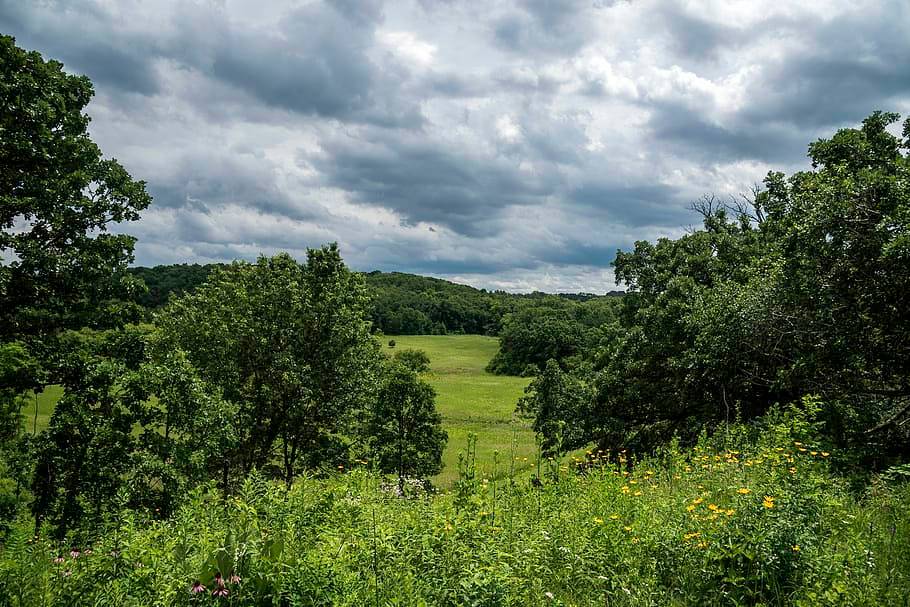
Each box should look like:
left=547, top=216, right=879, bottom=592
left=574, top=111, right=910, bottom=462
left=517, top=359, right=592, bottom=456
left=157, top=247, right=381, bottom=489
left=0, top=35, right=151, bottom=341
left=392, top=348, right=431, bottom=374
left=367, top=363, right=447, bottom=489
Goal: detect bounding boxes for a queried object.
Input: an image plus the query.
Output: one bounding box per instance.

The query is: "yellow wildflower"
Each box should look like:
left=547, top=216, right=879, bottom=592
left=707, top=503, right=719, bottom=511
left=593, top=517, right=604, bottom=524
left=725, top=509, right=735, bottom=516
left=737, top=488, right=751, bottom=495
left=693, top=497, right=704, bottom=505
left=609, top=514, right=620, bottom=520
left=762, top=496, right=775, bottom=509
left=821, top=452, right=830, bottom=457
left=634, top=491, right=643, bottom=496
left=792, top=545, right=800, bottom=552
left=686, top=504, right=696, bottom=512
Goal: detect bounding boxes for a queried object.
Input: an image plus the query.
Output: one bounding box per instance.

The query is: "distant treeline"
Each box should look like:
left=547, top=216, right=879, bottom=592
left=127, top=265, right=623, bottom=336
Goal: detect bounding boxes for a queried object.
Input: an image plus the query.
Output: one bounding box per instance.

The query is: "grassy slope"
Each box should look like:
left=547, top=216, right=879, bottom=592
left=26, top=336, right=534, bottom=487
left=381, top=335, right=534, bottom=486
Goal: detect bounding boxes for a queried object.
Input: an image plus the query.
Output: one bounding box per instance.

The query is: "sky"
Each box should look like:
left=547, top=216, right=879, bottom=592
left=2, top=0, right=909, bottom=292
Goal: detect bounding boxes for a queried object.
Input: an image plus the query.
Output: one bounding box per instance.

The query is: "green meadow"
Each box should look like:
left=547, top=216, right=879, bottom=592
left=381, top=335, right=534, bottom=486
left=25, top=336, right=533, bottom=487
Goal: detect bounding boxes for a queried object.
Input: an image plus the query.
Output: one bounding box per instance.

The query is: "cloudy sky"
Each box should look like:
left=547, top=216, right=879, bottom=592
left=3, top=0, right=909, bottom=292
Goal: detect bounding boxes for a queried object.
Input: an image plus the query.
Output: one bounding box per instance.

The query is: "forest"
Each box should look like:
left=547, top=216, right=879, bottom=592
left=1, top=35, right=910, bottom=606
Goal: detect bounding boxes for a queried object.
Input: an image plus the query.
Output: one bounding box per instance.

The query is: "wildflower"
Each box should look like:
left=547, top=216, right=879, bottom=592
left=737, top=488, right=751, bottom=495
left=810, top=451, right=818, bottom=456
left=190, top=581, right=206, bottom=594
left=686, top=504, right=696, bottom=512
left=792, top=545, right=800, bottom=552
left=693, top=497, right=704, bottom=505
left=229, top=572, right=241, bottom=584
left=725, top=509, right=735, bottom=516
left=821, top=452, right=830, bottom=457
left=61, top=570, right=72, bottom=577
left=696, top=541, right=708, bottom=549
left=624, top=526, right=632, bottom=532
left=609, top=514, right=620, bottom=520
left=633, top=490, right=643, bottom=496
left=212, top=586, right=229, bottom=597
left=631, top=537, right=640, bottom=544
left=70, top=549, right=80, bottom=559
left=544, top=591, right=555, bottom=600
left=52, top=556, right=65, bottom=565
left=684, top=532, right=700, bottom=540
left=707, top=503, right=719, bottom=511
left=593, top=517, right=604, bottom=524
left=762, top=496, right=776, bottom=509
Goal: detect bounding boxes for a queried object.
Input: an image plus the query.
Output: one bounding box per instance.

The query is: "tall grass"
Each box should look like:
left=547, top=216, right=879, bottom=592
left=2, top=410, right=908, bottom=606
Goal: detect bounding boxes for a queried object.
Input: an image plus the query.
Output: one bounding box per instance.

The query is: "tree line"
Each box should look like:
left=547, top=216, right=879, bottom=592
left=520, top=112, right=910, bottom=471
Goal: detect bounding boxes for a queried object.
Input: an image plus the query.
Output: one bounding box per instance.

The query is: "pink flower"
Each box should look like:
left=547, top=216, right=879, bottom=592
left=212, top=586, right=229, bottom=597
left=52, top=556, right=65, bottom=565
left=229, top=572, right=241, bottom=584
left=190, top=581, right=206, bottom=594
left=69, top=549, right=80, bottom=559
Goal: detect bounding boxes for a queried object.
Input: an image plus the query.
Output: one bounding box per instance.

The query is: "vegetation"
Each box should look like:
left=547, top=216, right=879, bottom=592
left=527, top=112, right=910, bottom=472
left=1, top=37, right=909, bottom=606
left=2, top=408, right=909, bottom=606
left=486, top=299, right=618, bottom=375
left=380, top=336, right=533, bottom=487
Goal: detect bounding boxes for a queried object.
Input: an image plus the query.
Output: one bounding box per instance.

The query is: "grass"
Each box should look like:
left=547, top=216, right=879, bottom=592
left=24, top=336, right=534, bottom=487
left=6, top=417, right=909, bottom=606
left=20, top=385, right=61, bottom=435
left=381, top=335, right=534, bottom=486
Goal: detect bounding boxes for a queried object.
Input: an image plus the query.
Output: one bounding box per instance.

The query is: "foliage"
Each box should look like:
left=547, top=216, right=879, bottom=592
left=366, top=362, right=447, bottom=486
left=391, top=348, right=431, bottom=374
left=523, top=112, right=910, bottom=463
left=0, top=35, right=150, bottom=340
left=2, top=412, right=908, bottom=606
left=487, top=300, right=617, bottom=375
left=156, top=248, right=382, bottom=488
left=516, top=359, right=593, bottom=456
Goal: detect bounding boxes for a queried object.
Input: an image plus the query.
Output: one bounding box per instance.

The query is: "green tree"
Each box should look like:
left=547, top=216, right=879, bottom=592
left=581, top=111, right=910, bottom=462
left=517, top=359, right=592, bottom=456
left=392, top=348, right=431, bottom=374
left=157, top=247, right=381, bottom=489
left=0, top=35, right=151, bottom=340
left=367, top=363, right=447, bottom=489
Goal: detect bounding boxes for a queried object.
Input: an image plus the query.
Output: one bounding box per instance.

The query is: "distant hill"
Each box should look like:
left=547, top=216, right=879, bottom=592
left=127, top=264, right=623, bottom=335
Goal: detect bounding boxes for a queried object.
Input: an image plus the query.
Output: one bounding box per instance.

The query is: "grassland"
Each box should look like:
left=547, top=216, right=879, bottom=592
left=25, top=336, right=533, bottom=486
left=381, top=335, right=534, bottom=486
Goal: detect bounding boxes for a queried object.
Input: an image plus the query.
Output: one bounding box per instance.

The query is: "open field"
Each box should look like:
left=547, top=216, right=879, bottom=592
left=381, top=335, right=535, bottom=486
left=25, top=336, right=534, bottom=487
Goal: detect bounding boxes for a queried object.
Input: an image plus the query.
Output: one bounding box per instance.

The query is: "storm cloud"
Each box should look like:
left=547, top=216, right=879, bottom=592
left=2, top=0, right=908, bottom=291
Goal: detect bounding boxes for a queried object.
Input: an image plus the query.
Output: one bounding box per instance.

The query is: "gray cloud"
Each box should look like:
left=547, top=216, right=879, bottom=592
left=2, top=0, right=908, bottom=292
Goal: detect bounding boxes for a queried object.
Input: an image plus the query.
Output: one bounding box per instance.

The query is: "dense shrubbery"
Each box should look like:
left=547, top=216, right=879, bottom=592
left=1, top=408, right=908, bottom=606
